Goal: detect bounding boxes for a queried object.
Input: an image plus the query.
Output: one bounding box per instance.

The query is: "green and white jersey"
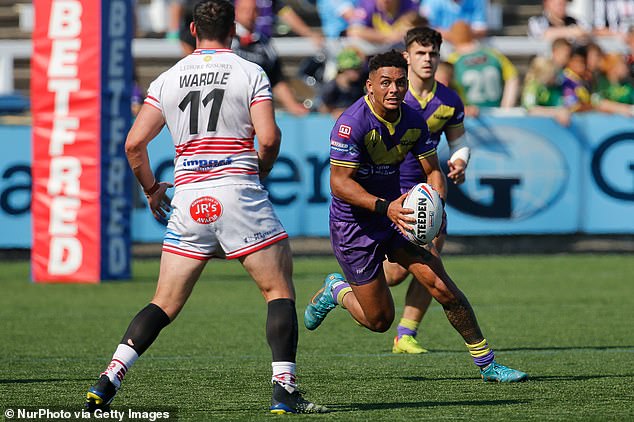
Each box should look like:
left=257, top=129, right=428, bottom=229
left=521, top=81, right=564, bottom=108
left=448, top=47, right=517, bottom=107
left=596, top=76, right=634, bottom=105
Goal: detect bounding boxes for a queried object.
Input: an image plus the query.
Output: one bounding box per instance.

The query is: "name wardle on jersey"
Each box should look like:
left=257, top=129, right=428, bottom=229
left=144, top=48, right=272, bottom=188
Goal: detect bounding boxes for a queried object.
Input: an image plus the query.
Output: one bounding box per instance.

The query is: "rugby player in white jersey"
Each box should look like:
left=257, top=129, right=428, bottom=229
left=85, top=0, right=327, bottom=414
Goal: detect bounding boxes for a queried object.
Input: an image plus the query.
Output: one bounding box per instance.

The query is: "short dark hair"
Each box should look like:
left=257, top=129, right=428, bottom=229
left=193, top=0, right=235, bottom=42
left=551, top=37, right=572, bottom=51
left=368, top=49, right=407, bottom=73
left=570, top=45, right=588, bottom=59
left=404, top=26, right=442, bottom=50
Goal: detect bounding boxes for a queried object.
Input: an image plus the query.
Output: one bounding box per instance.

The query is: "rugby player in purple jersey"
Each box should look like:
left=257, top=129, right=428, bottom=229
left=304, top=49, right=527, bottom=383
left=387, top=27, right=470, bottom=355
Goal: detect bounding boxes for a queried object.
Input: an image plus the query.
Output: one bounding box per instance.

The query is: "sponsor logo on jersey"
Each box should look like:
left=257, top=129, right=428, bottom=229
left=330, top=140, right=349, bottom=152
left=338, top=124, right=352, bottom=139
left=190, top=196, right=223, bottom=224
left=182, top=157, right=232, bottom=170
left=356, top=163, right=397, bottom=178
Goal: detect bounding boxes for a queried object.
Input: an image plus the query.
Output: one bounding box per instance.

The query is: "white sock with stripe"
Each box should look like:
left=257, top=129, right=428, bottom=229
left=101, top=344, right=139, bottom=388
left=271, top=361, right=297, bottom=393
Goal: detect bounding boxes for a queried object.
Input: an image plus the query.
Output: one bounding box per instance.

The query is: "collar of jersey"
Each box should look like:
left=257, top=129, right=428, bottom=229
left=364, top=95, right=401, bottom=135
left=563, top=67, right=584, bottom=83
left=408, top=80, right=437, bottom=109
left=192, top=48, right=233, bottom=55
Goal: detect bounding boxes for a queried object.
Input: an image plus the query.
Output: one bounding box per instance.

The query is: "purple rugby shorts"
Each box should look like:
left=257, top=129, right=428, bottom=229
left=330, top=217, right=409, bottom=285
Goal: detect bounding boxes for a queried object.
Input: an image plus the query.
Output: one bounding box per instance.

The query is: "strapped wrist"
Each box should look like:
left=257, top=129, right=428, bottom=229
left=374, top=198, right=389, bottom=215
left=144, top=181, right=160, bottom=197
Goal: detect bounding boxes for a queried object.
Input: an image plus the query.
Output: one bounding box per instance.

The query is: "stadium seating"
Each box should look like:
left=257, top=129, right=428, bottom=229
left=0, top=0, right=628, bottom=112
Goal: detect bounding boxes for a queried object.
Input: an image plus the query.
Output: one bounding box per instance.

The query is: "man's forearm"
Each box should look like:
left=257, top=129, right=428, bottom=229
left=426, top=169, right=447, bottom=200
left=126, top=146, right=156, bottom=192
left=332, top=176, right=382, bottom=213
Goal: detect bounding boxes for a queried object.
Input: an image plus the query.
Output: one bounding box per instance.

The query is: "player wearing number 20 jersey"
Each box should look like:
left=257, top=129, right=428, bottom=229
left=144, top=48, right=288, bottom=260
left=145, top=48, right=272, bottom=187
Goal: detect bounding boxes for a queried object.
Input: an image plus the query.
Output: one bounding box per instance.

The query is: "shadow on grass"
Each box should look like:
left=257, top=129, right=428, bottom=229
left=329, top=399, right=529, bottom=412
left=402, top=373, right=633, bottom=382
left=495, top=345, right=634, bottom=352
left=402, top=375, right=482, bottom=381
left=425, top=345, right=634, bottom=354
left=0, top=378, right=92, bottom=384
left=525, top=374, right=634, bottom=381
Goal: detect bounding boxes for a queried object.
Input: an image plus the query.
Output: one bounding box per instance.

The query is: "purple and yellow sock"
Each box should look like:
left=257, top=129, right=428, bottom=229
left=466, top=339, right=495, bottom=368
left=332, top=281, right=352, bottom=309
left=396, top=318, right=419, bottom=339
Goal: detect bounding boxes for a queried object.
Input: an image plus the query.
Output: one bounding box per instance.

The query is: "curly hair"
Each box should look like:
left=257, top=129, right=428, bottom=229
left=193, top=0, right=235, bottom=42
left=368, top=49, right=407, bottom=73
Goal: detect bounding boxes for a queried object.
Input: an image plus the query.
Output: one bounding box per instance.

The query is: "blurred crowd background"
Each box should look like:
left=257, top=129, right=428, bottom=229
left=2, top=0, right=634, bottom=123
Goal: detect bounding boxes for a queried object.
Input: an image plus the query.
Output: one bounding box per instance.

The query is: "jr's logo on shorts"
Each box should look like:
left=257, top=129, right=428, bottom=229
left=190, top=196, right=223, bottom=224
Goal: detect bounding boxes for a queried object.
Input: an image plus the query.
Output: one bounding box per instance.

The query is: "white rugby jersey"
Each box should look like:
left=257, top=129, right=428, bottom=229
left=144, top=48, right=273, bottom=187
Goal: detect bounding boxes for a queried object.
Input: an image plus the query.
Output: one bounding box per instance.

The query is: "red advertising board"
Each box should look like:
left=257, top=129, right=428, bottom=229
left=31, top=0, right=133, bottom=282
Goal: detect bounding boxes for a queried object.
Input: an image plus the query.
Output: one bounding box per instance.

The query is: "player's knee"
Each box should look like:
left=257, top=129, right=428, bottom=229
left=365, top=312, right=394, bottom=333
left=151, top=299, right=182, bottom=321
left=385, top=267, right=409, bottom=287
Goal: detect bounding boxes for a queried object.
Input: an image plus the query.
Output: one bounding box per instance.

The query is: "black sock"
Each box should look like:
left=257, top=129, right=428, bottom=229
left=120, top=303, right=171, bottom=356
left=266, top=298, right=298, bottom=362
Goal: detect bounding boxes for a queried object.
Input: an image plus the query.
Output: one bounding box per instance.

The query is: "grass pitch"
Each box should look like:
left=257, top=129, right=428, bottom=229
left=1, top=254, right=633, bottom=421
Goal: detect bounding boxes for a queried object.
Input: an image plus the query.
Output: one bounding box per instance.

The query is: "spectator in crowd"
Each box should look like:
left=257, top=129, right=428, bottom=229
left=561, top=45, right=594, bottom=111
left=561, top=44, right=634, bottom=115
left=590, top=0, right=634, bottom=36
left=521, top=55, right=571, bottom=125
left=435, top=60, right=455, bottom=87
left=591, top=52, right=634, bottom=115
left=318, top=48, right=366, bottom=118
left=316, top=0, right=362, bottom=39
left=232, top=0, right=310, bottom=115
left=585, top=40, right=604, bottom=90
left=435, top=60, right=480, bottom=116
left=550, top=37, right=573, bottom=72
left=528, top=0, right=590, bottom=41
left=168, top=0, right=324, bottom=55
left=347, top=0, right=422, bottom=45
left=168, top=0, right=199, bottom=55
left=446, top=21, right=520, bottom=108
left=272, top=2, right=325, bottom=47
left=419, top=0, right=489, bottom=39
left=627, top=26, right=634, bottom=77
left=131, top=79, right=144, bottom=117
left=596, top=53, right=634, bottom=104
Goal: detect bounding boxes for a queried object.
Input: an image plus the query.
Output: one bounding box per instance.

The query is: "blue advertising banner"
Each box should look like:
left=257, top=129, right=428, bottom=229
left=575, top=114, right=634, bottom=233
left=0, top=125, right=31, bottom=248
left=0, top=112, right=632, bottom=247
left=99, top=0, right=135, bottom=279
left=444, top=115, right=582, bottom=234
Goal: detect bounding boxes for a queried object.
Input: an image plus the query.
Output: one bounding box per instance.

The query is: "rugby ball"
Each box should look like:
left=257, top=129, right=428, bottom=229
left=402, top=183, right=443, bottom=246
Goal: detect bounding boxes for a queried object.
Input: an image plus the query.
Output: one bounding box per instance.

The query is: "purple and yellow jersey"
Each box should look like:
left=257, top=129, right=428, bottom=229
left=329, top=95, right=434, bottom=222
left=353, top=0, right=419, bottom=35
left=561, top=68, right=591, bottom=111
left=399, top=81, right=465, bottom=191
